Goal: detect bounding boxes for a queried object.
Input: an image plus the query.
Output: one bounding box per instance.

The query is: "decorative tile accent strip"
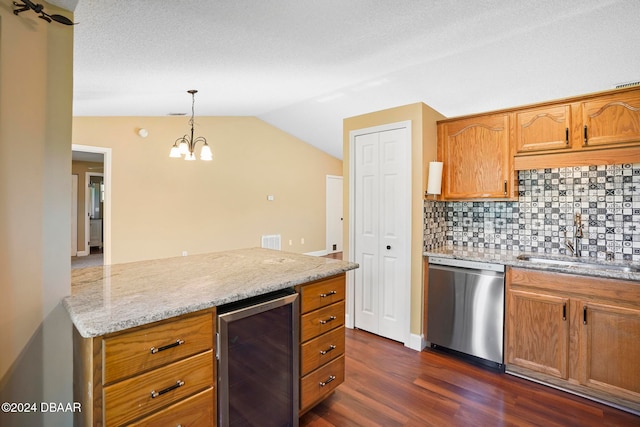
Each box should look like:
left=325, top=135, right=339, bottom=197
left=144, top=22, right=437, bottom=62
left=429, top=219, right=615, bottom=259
left=424, top=200, right=447, bottom=251
left=423, top=163, right=640, bottom=262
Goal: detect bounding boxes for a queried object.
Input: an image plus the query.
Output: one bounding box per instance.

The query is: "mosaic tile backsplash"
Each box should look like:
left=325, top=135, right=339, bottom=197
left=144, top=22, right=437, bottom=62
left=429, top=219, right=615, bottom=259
left=424, top=163, right=640, bottom=262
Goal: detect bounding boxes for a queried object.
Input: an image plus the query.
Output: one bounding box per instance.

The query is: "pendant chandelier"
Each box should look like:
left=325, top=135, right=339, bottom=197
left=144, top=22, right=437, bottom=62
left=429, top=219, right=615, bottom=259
left=169, top=90, right=212, bottom=161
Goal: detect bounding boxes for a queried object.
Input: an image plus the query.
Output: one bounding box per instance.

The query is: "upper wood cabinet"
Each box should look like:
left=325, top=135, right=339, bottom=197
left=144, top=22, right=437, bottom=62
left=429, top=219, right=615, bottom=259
left=515, top=89, right=640, bottom=155
left=512, top=87, right=640, bottom=168
left=437, top=113, right=514, bottom=200
left=515, top=104, right=573, bottom=153
left=582, top=90, right=640, bottom=148
left=439, top=87, right=640, bottom=172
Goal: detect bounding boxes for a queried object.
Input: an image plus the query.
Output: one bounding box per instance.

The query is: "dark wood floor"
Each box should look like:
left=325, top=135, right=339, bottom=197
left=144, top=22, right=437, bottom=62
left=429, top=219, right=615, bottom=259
left=300, top=328, right=640, bottom=426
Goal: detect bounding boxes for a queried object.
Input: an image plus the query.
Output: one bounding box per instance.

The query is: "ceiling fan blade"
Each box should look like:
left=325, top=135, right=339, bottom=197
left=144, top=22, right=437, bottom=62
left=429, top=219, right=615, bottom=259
left=38, top=14, right=51, bottom=22
left=22, top=0, right=39, bottom=9
left=50, top=14, right=75, bottom=25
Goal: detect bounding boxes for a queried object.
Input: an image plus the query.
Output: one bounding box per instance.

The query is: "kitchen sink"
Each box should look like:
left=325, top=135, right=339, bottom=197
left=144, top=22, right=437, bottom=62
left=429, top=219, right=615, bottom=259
left=515, top=255, right=640, bottom=273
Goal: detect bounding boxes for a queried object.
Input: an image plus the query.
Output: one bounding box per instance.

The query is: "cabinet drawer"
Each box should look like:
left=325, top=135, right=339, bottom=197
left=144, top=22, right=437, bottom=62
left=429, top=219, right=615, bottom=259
left=300, top=355, right=345, bottom=411
left=300, top=275, right=345, bottom=313
left=128, top=387, right=214, bottom=426
left=301, top=301, right=345, bottom=342
left=103, top=311, right=214, bottom=384
left=301, top=326, right=345, bottom=376
left=104, top=350, right=214, bottom=426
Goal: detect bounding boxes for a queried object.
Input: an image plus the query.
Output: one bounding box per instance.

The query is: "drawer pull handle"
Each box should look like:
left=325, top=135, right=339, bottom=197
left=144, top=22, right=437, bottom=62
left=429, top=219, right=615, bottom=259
left=319, top=316, right=337, bottom=325
left=320, top=290, right=337, bottom=298
left=320, top=344, right=336, bottom=355
left=150, top=339, right=185, bottom=354
left=319, top=375, right=336, bottom=387
left=150, top=380, right=184, bottom=398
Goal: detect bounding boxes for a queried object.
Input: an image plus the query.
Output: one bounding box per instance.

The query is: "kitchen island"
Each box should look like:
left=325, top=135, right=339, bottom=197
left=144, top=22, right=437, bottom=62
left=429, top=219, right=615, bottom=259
left=64, top=247, right=357, bottom=426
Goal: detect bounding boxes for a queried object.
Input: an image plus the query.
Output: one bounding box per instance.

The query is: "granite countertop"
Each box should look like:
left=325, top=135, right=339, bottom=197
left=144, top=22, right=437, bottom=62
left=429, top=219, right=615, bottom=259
left=424, top=246, right=640, bottom=282
left=64, top=247, right=358, bottom=338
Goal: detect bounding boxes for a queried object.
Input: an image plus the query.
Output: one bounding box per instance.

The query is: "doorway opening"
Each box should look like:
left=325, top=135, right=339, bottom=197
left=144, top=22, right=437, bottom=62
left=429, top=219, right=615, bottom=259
left=71, top=144, right=112, bottom=267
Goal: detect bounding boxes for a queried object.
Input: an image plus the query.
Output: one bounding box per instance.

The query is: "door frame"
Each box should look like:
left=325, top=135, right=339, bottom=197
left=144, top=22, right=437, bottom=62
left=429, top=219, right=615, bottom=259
left=325, top=175, right=343, bottom=255
left=73, top=144, right=112, bottom=265
left=71, top=174, right=78, bottom=256
left=347, top=120, right=412, bottom=346
left=85, top=172, right=104, bottom=250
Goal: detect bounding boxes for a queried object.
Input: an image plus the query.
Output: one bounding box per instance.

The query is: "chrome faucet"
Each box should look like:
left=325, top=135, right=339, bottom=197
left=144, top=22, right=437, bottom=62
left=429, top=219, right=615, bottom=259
left=564, top=212, right=583, bottom=257
left=564, top=232, right=575, bottom=256
left=573, top=212, right=583, bottom=257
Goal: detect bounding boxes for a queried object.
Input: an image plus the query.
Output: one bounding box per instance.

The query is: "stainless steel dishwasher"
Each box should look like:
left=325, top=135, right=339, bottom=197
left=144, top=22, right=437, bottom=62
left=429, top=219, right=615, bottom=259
left=427, top=256, right=505, bottom=369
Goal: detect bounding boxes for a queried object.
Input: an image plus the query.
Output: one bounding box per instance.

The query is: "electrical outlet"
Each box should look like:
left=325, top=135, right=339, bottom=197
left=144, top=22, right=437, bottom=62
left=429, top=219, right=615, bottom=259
left=300, top=238, right=304, bottom=245
left=289, top=240, right=293, bottom=246
left=182, top=251, right=188, bottom=256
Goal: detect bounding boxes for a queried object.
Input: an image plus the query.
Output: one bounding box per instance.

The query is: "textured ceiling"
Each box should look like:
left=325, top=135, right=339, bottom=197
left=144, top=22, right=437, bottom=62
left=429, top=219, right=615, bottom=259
left=70, top=0, right=640, bottom=159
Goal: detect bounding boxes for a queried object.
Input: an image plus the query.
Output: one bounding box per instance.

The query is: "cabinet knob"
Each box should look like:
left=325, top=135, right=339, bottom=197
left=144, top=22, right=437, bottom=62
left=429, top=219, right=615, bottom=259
left=386, top=245, right=391, bottom=250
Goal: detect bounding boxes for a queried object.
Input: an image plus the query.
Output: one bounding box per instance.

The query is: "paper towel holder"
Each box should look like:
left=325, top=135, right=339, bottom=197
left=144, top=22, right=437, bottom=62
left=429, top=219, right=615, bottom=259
left=426, top=161, right=443, bottom=199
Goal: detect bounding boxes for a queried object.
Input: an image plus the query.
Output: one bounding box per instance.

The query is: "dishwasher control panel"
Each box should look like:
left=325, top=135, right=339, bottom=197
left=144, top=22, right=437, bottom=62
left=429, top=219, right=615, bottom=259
left=428, top=256, right=505, bottom=272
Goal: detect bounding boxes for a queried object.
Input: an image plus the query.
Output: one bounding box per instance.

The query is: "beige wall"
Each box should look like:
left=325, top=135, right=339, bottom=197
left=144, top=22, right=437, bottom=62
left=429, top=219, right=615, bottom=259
left=343, top=103, right=444, bottom=339
left=73, top=116, right=342, bottom=264
left=0, top=4, right=74, bottom=427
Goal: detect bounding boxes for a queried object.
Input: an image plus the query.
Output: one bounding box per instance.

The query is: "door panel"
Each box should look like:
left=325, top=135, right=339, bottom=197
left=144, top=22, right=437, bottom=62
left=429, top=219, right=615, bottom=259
left=354, top=125, right=410, bottom=343
left=325, top=176, right=343, bottom=254
left=580, top=301, right=640, bottom=401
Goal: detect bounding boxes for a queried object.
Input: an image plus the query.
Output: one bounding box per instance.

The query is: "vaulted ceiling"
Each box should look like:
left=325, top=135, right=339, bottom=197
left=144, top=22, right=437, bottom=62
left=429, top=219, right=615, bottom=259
left=56, top=0, right=640, bottom=159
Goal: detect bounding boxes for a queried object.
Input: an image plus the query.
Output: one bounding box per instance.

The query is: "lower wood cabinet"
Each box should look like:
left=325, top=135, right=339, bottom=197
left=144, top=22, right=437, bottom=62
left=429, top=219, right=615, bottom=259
left=128, top=388, right=214, bottom=427
left=73, top=308, right=216, bottom=426
left=295, top=274, right=346, bottom=415
left=506, top=289, right=569, bottom=379
left=506, top=268, right=640, bottom=413
left=579, top=301, right=640, bottom=403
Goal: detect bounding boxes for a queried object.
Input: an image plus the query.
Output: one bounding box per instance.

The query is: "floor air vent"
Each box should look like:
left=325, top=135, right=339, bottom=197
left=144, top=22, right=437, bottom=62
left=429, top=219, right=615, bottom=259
left=614, top=80, right=640, bottom=89
left=261, top=234, right=281, bottom=250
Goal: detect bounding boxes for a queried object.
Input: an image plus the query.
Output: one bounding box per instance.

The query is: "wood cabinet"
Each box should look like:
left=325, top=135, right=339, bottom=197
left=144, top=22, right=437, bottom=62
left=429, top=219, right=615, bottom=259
left=437, top=112, right=514, bottom=199
left=512, top=87, right=640, bottom=169
left=579, top=301, right=640, bottom=403
left=506, top=289, right=569, bottom=379
left=73, top=309, right=216, bottom=426
left=581, top=90, right=640, bottom=148
left=296, top=274, right=346, bottom=414
left=438, top=86, right=640, bottom=173
left=515, top=104, right=573, bottom=153
left=515, top=89, right=640, bottom=156
left=505, top=268, right=640, bottom=413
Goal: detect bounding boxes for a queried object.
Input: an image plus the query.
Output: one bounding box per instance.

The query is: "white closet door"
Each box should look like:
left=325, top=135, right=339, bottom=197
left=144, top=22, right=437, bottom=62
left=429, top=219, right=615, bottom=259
left=354, top=132, right=380, bottom=333
left=354, top=125, right=410, bottom=343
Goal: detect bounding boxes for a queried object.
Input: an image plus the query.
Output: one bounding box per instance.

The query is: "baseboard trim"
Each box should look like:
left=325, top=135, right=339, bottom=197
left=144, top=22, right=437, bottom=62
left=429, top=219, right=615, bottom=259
left=304, top=250, right=328, bottom=257
left=76, top=250, right=89, bottom=257
left=407, top=333, right=426, bottom=351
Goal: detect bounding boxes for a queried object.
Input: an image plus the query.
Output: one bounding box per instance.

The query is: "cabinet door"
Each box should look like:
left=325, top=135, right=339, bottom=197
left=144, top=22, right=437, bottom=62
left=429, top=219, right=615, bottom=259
left=515, top=104, right=572, bottom=153
left=506, top=289, right=569, bottom=379
left=582, top=90, right=640, bottom=147
left=439, top=113, right=511, bottom=199
left=579, top=301, right=640, bottom=402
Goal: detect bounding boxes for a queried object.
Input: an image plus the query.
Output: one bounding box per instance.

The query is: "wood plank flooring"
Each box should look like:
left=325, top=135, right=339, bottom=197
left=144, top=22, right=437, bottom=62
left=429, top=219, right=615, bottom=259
left=300, top=328, right=640, bottom=426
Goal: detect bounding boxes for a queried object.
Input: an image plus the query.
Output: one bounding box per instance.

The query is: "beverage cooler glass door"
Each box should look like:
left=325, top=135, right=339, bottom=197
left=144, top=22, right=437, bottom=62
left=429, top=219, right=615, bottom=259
left=217, top=290, right=300, bottom=427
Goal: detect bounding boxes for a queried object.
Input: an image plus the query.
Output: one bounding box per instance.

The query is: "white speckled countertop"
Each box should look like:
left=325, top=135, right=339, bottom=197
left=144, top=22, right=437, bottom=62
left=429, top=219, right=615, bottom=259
left=64, top=247, right=358, bottom=338
left=424, top=246, right=640, bottom=282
